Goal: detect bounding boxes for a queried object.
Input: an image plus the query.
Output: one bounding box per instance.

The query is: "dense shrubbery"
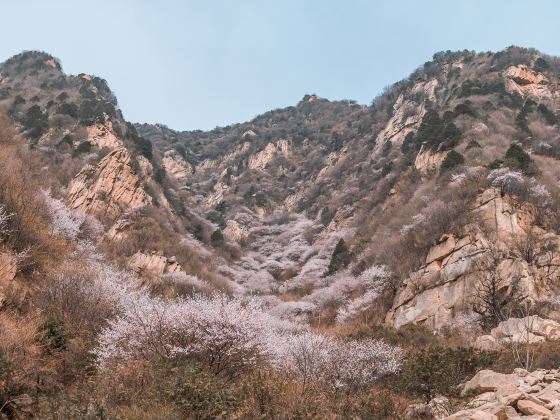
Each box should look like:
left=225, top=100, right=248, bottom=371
left=325, top=238, right=351, bottom=276
left=440, top=150, right=465, bottom=173
left=458, top=79, right=505, bottom=97
left=398, top=346, right=497, bottom=402
left=406, top=110, right=461, bottom=153
left=504, top=143, right=537, bottom=175
left=21, top=104, right=48, bottom=139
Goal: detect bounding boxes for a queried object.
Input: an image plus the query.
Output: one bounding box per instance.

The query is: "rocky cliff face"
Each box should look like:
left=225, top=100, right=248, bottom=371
left=162, top=150, right=193, bottom=181
left=387, top=188, right=554, bottom=330
left=67, top=148, right=151, bottom=219
left=504, top=65, right=552, bottom=99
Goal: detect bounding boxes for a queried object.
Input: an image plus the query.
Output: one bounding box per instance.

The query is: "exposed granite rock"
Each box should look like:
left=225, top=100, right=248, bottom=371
left=374, top=93, right=426, bottom=153
left=414, top=145, right=450, bottom=175
left=462, top=370, right=519, bottom=397
left=128, top=251, right=183, bottom=277
left=0, top=251, right=17, bottom=284
left=412, top=78, right=439, bottom=102
left=504, top=65, right=551, bottom=99
left=475, top=316, right=560, bottom=349
left=86, top=117, right=123, bottom=150
left=445, top=368, right=560, bottom=419
left=162, top=150, right=193, bottom=181
left=326, top=205, right=354, bottom=232
left=0, top=251, right=18, bottom=307
left=387, top=189, right=548, bottom=330
left=242, top=130, right=257, bottom=139
left=67, top=148, right=151, bottom=219
left=223, top=219, right=250, bottom=243
left=386, top=231, right=487, bottom=329
left=248, top=139, right=289, bottom=171
left=206, top=180, right=229, bottom=208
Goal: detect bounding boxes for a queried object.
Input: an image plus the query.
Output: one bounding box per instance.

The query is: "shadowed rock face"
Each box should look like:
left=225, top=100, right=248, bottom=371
left=67, top=148, right=151, bottom=219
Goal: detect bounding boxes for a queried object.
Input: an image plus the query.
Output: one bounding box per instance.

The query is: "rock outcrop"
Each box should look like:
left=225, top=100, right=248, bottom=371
left=445, top=368, right=560, bottom=419
left=248, top=139, right=290, bottom=171
left=0, top=251, right=17, bottom=284
left=386, top=232, right=488, bottom=329
left=86, top=117, right=124, bottom=150
left=412, top=78, right=439, bottom=102
left=374, top=93, right=425, bottom=153
left=223, top=220, right=250, bottom=243
left=206, top=181, right=229, bottom=208
left=414, top=145, right=450, bottom=175
left=242, top=130, right=257, bottom=139
left=475, top=316, right=560, bottom=350
left=504, top=65, right=551, bottom=99
left=162, top=150, right=193, bottom=181
left=128, top=251, right=183, bottom=277
left=387, top=189, right=546, bottom=330
left=67, top=148, right=151, bottom=219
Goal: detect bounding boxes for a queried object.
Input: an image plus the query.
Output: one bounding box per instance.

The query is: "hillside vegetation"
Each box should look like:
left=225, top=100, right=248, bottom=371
left=1, top=47, right=560, bottom=417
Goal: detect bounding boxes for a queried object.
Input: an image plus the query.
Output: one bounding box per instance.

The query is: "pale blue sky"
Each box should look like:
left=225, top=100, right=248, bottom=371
left=1, top=1, right=559, bottom=130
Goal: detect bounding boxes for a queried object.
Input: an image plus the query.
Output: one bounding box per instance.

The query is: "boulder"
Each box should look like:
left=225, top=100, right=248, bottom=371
left=474, top=335, right=501, bottom=351
left=516, top=399, right=551, bottom=416
left=462, top=370, right=519, bottom=397
left=536, top=388, right=560, bottom=404
left=467, top=392, right=497, bottom=408
left=444, top=409, right=497, bottom=420
left=488, top=316, right=560, bottom=348
left=429, top=396, right=452, bottom=418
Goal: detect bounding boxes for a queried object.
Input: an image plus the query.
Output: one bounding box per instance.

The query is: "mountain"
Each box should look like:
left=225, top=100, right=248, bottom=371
left=1, top=47, right=560, bottom=417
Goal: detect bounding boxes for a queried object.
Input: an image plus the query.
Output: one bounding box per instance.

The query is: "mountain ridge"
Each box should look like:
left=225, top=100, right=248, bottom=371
left=2, top=45, right=560, bottom=417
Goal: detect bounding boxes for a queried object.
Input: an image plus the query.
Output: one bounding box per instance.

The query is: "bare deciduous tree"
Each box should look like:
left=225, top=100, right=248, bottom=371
left=471, top=243, right=525, bottom=331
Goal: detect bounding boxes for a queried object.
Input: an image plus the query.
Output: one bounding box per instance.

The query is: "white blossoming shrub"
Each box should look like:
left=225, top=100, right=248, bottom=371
left=487, top=168, right=525, bottom=193
left=336, top=265, right=392, bottom=323
left=276, top=332, right=402, bottom=390
left=0, top=204, right=12, bottom=241
left=529, top=182, right=552, bottom=206
left=94, top=281, right=402, bottom=385
left=43, top=191, right=86, bottom=240
left=94, top=290, right=302, bottom=377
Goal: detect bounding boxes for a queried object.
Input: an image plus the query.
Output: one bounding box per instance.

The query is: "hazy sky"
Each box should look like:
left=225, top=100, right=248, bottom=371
left=1, top=1, right=559, bottom=131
